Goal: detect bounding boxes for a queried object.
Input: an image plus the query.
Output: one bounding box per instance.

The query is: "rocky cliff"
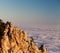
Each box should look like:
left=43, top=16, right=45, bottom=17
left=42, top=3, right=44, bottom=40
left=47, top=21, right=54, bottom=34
left=0, top=19, right=47, bottom=53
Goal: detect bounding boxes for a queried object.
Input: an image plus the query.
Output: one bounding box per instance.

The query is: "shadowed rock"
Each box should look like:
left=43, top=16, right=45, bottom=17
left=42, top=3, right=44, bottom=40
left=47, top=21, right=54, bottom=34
left=39, top=44, right=47, bottom=53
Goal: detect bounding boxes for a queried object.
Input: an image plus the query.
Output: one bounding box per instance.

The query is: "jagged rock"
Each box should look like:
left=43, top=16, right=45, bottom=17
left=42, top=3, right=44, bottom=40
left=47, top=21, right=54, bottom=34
left=39, top=44, right=47, bottom=53
left=0, top=19, right=47, bottom=53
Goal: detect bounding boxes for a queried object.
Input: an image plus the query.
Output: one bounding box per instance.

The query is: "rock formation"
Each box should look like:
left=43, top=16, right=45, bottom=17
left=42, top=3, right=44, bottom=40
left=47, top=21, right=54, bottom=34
left=0, top=19, right=47, bottom=53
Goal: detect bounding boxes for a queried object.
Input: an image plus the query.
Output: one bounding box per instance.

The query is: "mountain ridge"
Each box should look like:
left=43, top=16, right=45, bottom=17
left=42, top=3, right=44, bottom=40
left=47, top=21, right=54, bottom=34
left=0, top=19, right=47, bottom=53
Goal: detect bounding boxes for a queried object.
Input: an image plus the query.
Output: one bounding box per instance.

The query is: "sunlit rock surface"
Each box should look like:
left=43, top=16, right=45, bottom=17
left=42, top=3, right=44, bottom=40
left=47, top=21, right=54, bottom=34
left=0, top=19, right=47, bottom=53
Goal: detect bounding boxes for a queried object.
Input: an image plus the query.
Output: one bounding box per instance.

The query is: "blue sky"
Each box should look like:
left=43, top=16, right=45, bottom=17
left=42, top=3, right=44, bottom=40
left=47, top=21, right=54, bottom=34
left=0, top=0, right=60, bottom=26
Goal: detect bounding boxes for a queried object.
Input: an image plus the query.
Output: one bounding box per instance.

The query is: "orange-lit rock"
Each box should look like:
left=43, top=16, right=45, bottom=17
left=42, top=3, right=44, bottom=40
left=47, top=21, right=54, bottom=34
left=0, top=19, right=47, bottom=53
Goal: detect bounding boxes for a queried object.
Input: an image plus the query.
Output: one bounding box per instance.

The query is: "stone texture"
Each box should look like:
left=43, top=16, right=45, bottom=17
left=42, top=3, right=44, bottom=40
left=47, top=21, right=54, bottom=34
left=0, top=19, right=47, bottom=53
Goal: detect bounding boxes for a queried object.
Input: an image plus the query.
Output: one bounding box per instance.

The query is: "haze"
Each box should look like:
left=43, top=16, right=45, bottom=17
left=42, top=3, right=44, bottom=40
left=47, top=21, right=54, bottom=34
left=0, top=0, right=60, bottom=26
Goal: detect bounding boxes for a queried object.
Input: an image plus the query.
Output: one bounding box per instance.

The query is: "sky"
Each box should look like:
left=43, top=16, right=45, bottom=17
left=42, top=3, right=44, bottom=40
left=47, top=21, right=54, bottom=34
left=0, top=0, right=60, bottom=26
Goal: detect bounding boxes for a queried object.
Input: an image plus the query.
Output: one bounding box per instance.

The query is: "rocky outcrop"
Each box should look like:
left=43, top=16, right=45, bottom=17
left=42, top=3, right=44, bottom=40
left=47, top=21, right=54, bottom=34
left=0, top=19, right=47, bottom=53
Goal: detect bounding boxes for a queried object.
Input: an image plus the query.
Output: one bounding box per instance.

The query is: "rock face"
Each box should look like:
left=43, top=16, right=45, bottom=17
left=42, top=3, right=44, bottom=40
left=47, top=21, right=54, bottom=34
left=0, top=19, right=47, bottom=53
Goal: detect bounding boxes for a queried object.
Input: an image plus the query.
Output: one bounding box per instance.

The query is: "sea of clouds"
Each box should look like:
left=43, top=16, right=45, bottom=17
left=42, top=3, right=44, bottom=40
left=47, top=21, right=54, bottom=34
left=21, top=25, right=60, bottom=53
